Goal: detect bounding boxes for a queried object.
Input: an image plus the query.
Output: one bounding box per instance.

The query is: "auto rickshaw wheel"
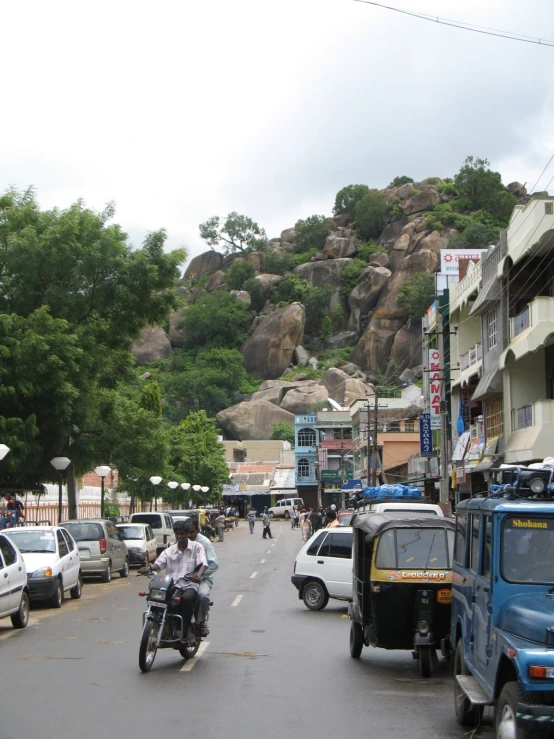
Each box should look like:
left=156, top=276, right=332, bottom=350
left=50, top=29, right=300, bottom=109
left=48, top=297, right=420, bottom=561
left=453, top=640, right=484, bottom=727
left=418, top=646, right=433, bottom=678
left=302, top=581, right=329, bottom=611
left=350, top=622, right=363, bottom=659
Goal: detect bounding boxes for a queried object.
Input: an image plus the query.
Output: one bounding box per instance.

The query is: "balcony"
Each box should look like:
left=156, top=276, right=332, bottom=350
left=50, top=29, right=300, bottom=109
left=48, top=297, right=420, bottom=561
left=450, top=259, right=482, bottom=315
left=505, top=399, right=554, bottom=463
left=453, top=343, right=482, bottom=387
left=501, top=297, right=554, bottom=368
left=296, top=473, right=317, bottom=485
left=504, top=198, right=554, bottom=270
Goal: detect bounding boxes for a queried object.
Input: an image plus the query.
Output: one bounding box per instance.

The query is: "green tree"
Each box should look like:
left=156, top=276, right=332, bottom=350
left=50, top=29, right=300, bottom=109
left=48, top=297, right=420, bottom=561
left=339, top=258, right=367, bottom=299
left=454, top=156, right=517, bottom=225
left=449, top=221, right=498, bottom=250
left=272, top=276, right=332, bottom=334
left=183, top=291, right=251, bottom=350
left=261, top=251, right=294, bottom=275
left=199, top=212, right=267, bottom=254
left=354, top=190, right=387, bottom=241
left=226, top=260, right=256, bottom=290
left=398, top=272, right=436, bottom=321
left=333, top=184, right=370, bottom=216
left=391, top=176, right=414, bottom=187
left=320, top=315, right=332, bottom=340
left=242, top=277, right=265, bottom=313
left=270, top=423, right=295, bottom=447
left=139, top=381, right=162, bottom=416
left=295, top=215, right=331, bottom=253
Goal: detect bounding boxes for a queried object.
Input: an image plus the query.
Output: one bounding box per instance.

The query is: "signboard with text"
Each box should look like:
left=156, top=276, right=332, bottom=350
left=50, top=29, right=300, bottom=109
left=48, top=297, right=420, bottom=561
left=419, top=413, right=432, bottom=456
left=428, top=348, right=441, bottom=430
left=440, top=249, right=487, bottom=281
left=321, top=470, right=353, bottom=482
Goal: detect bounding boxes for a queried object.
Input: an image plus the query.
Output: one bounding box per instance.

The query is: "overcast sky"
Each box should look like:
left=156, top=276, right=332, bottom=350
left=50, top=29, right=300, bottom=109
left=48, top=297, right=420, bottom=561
left=2, top=0, right=554, bottom=267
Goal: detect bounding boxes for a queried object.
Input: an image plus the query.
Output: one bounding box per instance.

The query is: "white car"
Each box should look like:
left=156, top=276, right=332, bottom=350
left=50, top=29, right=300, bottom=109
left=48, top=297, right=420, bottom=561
left=291, top=527, right=353, bottom=611
left=116, top=523, right=157, bottom=565
left=4, top=526, right=82, bottom=608
left=268, top=497, right=304, bottom=520
left=0, top=532, right=29, bottom=629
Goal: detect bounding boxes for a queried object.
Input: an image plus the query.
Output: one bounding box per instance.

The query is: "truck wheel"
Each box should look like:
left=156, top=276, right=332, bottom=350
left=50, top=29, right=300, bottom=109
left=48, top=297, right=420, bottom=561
left=350, top=622, right=363, bottom=659
left=418, top=646, right=433, bottom=678
left=302, top=581, right=329, bottom=611
left=453, top=640, right=483, bottom=727
left=496, top=682, right=544, bottom=739
left=284, top=511, right=290, bottom=520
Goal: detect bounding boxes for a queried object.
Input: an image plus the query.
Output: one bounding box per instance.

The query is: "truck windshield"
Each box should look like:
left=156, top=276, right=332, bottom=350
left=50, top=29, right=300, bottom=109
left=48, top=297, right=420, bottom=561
left=502, top=515, right=554, bottom=584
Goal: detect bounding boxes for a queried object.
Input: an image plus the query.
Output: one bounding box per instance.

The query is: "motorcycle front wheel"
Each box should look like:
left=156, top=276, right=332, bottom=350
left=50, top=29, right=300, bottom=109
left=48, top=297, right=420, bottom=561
left=139, top=620, right=159, bottom=672
left=179, top=638, right=200, bottom=661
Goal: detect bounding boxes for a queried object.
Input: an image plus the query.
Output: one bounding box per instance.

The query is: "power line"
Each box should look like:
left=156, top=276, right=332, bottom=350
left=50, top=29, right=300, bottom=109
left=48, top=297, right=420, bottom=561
left=352, top=0, right=554, bottom=48
left=530, top=154, right=554, bottom=194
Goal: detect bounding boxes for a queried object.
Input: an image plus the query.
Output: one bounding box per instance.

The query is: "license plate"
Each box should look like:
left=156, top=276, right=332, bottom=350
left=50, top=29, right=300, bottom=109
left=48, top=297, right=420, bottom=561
left=79, top=550, right=90, bottom=560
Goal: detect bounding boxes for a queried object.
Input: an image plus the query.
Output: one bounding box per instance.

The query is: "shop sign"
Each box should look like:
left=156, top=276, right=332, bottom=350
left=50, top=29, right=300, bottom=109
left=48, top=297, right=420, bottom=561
left=428, top=348, right=441, bottom=430
left=419, top=413, right=432, bottom=457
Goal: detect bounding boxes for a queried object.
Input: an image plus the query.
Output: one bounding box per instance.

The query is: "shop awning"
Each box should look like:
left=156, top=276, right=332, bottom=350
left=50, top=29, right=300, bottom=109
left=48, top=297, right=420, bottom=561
left=469, top=278, right=500, bottom=316
left=472, top=368, right=503, bottom=401
left=470, top=436, right=504, bottom=473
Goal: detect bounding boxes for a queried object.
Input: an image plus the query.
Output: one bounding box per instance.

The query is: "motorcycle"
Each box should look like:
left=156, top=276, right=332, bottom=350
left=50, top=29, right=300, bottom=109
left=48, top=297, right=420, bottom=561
left=137, top=564, right=204, bottom=672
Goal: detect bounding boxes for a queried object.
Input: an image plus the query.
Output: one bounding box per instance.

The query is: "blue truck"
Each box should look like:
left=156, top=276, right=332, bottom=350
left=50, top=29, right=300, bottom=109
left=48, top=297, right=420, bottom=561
left=450, top=465, right=554, bottom=737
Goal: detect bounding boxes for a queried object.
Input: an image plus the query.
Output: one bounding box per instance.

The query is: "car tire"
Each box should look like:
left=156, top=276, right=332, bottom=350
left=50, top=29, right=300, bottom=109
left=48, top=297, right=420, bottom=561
left=453, top=639, right=484, bottom=727
left=51, top=579, right=64, bottom=609
left=70, top=574, right=83, bottom=600
left=495, top=682, right=543, bottom=739
left=120, top=558, right=129, bottom=578
left=11, top=591, right=30, bottom=629
left=302, top=581, right=329, bottom=611
left=350, top=622, right=363, bottom=659
left=284, top=511, right=290, bottom=520
left=101, top=563, right=112, bottom=583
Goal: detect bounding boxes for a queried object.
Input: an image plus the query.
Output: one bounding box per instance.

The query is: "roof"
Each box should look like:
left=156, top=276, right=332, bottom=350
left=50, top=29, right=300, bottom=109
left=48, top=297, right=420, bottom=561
left=235, top=464, right=275, bottom=474
left=457, top=496, right=554, bottom=514
left=352, top=512, right=455, bottom=543
left=271, top=466, right=296, bottom=493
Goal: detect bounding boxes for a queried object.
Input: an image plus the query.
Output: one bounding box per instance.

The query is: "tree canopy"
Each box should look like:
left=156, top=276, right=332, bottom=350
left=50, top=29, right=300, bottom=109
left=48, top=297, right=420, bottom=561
left=354, top=190, right=387, bottom=241
left=398, top=272, right=436, bottom=321
left=294, top=215, right=331, bottom=253
left=199, top=212, right=267, bottom=254
left=333, top=185, right=370, bottom=216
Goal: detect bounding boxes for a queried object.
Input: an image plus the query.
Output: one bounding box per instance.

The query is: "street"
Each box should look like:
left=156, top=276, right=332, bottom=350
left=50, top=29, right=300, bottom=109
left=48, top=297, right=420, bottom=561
left=0, top=521, right=493, bottom=739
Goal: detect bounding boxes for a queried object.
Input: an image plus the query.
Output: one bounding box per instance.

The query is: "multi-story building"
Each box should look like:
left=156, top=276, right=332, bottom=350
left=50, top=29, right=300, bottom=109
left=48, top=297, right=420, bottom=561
left=294, top=412, right=319, bottom=508
left=314, top=410, right=354, bottom=509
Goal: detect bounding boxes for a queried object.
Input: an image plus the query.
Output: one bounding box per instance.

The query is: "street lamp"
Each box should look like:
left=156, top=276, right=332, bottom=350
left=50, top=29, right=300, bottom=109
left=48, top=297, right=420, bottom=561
left=50, top=457, right=71, bottom=524
left=181, top=482, right=191, bottom=508
left=95, top=465, right=111, bottom=518
left=201, top=486, right=209, bottom=507
left=150, top=476, right=162, bottom=511
left=167, top=481, right=179, bottom=509
left=0, top=444, right=10, bottom=461
left=192, top=484, right=201, bottom=505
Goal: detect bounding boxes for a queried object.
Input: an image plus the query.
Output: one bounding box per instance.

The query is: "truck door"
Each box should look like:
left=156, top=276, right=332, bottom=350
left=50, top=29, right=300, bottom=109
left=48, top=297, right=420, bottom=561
left=473, top=514, right=493, bottom=670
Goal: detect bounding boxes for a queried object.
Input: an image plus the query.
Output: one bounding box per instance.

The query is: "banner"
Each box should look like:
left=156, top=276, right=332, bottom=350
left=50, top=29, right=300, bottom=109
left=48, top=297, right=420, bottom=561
left=419, top=413, right=432, bottom=456
left=440, top=249, right=487, bottom=280
left=428, top=348, right=441, bottom=430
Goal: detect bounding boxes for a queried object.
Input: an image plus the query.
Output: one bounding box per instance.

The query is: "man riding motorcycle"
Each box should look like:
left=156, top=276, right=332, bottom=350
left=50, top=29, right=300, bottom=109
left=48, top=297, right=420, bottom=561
left=187, top=517, right=218, bottom=636
left=139, top=520, right=207, bottom=644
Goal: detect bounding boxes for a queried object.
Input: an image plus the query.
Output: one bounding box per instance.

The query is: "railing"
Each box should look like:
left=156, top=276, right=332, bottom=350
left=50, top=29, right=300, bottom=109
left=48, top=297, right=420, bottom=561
left=460, top=343, right=482, bottom=371
left=296, top=474, right=317, bottom=484
left=510, top=304, right=531, bottom=340
left=512, top=405, right=533, bottom=430
left=375, top=386, right=402, bottom=399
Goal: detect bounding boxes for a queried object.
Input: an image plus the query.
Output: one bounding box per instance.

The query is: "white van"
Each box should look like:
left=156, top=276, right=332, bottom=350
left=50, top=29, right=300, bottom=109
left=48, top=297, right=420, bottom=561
left=129, top=512, right=175, bottom=555
left=268, top=497, right=304, bottom=520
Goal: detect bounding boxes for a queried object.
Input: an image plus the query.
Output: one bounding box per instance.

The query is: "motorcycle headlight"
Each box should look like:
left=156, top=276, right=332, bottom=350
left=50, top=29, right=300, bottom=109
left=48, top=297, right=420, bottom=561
left=148, top=588, right=167, bottom=602
left=29, top=567, right=53, bottom=578
left=530, top=478, right=546, bottom=494
left=417, top=620, right=430, bottom=636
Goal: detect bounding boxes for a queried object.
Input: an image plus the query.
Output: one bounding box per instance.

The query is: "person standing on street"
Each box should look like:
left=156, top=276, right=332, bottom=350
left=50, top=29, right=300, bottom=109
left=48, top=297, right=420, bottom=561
left=215, top=511, right=225, bottom=542
left=262, top=510, right=273, bottom=539
left=326, top=510, right=339, bottom=528
left=300, top=512, right=312, bottom=542
left=247, top=507, right=256, bottom=534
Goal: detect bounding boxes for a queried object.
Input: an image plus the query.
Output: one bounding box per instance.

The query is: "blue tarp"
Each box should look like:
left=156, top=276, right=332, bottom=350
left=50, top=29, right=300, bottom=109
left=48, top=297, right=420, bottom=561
left=361, top=484, right=422, bottom=500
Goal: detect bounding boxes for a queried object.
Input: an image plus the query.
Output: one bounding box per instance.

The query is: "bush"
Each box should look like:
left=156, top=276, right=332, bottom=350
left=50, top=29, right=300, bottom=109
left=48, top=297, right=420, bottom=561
left=295, top=215, right=331, bottom=253
left=333, top=184, right=370, bottom=216
left=354, top=191, right=387, bottom=241
left=437, top=182, right=458, bottom=196
left=391, top=176, right=414, bottom=188
left=449, top=221, right=498, bottom=249
left=292, top=248, right=316, bottom=266
left=357, top=242, right=385, bottom=261
left=242, top=277, right=265, bottom=313
left=261, top=252, right=294, bottom=275
left=454, top=156, right=517, bottom=226
left=271, top=275, right=333, bottom=334
left=330, top=306, right=347, bottom=332
left=183, top=291, right=251, bottom=349
left=398, top=272, right=435, bottom=321
left=270, top=423, right=295, bottom=447
left=226, top=260, right=255, bottom=290
left=425, top=202, right=471, bottom=231
left=339, top=258, right=367, bottom=300
left=320, top=315, right=332, bottom=340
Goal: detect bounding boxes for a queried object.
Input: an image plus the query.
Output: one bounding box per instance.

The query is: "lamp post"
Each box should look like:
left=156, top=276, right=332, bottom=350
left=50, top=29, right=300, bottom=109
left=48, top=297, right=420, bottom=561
left=201, top=486, right=209, bottom=507
left=181, top=482, right=191, bottom=509
left=0, top=444, right=10, bottom=461
left=150, top=476, right=162, bottom=511
left=50, top=457, right=71, bottom=524
left=94, top=465, right=111, bottom=518
left=167, top=481, right=179, bottom=509
left=192, top=484, right=201, bottom=506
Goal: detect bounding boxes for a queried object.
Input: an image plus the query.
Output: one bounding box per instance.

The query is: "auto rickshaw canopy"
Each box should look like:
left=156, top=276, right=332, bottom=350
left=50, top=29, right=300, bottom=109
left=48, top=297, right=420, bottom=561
left=351, top=512, right=455, bottom=546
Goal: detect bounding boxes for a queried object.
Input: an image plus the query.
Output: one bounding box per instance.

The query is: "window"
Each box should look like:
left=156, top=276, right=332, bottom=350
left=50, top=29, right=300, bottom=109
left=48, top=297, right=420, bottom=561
left=546, top=202, right=553, bottom=216
left=385, top=421, right=401, bottom=433
left=375, top=528, right=452, bottom=569
left=233, top=448, right=246, bottom=462
left=0, top=534, right=17, bottom=566
left=482, top=515, right=492, bottom=579
left=298, top=428, right=316, bottom=447
left=486, top=397, right=503, bottom=439
left=453, top=514, right=467, bottom=566
left=487, top=307, right=497, bottom=349
left=63, top=522, right=104, bottom=541
left=404, top=421, right=415, bottom=433
left=307, top=532, right=328, bottom=556
left=297, top=458, right=310, bottom=477
left=57, top=530, right=69, bottom=557
left=131, top=514, right=162, bottom=530
left=333, top=428, right=352, bottom=440
left=61, top=529, right=75, bottom=551
left=502, top=516, right=554, bottom=584
left=328, top=532, right=352, bottom=559
left=469, top=515, right=480, bottom=573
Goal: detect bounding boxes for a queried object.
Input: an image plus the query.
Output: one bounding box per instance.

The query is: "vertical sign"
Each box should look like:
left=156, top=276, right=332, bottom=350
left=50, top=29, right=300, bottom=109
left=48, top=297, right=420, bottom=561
left=429, top=348, right=441, bottom=430
left=419, top=413, right=432, bottom=456
left=461, top=386, right=471, bottom=431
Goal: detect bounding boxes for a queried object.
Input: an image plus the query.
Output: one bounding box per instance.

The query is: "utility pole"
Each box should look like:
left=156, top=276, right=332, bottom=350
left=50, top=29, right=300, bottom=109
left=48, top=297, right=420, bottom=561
left=371, top=390, right=379, bottom=487
left=438, top=306, right=449, bottom=506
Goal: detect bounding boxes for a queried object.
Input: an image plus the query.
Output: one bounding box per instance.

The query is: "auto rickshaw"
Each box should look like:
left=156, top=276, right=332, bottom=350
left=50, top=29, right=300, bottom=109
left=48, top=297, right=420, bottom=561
left=349, top=512, right=455, bottom=677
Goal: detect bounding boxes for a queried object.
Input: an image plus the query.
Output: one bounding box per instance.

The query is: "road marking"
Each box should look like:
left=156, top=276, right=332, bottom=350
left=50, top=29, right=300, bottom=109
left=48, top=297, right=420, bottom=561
left=260, top=559, right=265, bottom=563
left=266, top=550, right=271, bottom=554
left=271, top=544, right=275, bottom=547
left=231, top=594, right=243, bottom=607
left=250, top=572, right=257, bottom=579
left=180, top=641, right=209, bottom=672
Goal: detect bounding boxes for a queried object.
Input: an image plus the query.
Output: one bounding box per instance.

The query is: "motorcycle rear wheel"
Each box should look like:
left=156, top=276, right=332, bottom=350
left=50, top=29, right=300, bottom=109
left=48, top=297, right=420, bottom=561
left=139, top=620, right=159, bottom=672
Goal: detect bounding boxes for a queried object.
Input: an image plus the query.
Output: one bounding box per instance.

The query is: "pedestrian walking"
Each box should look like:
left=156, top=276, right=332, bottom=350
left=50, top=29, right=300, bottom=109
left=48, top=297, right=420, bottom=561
left=262, top=511, right=273, bottom=539
left=291, top=507, right=299, bottom=529
left=215, top=511, right=225, bottom=542
left=247, top=507, right=256, bottom=534
left=309, top=508, right=318, bottom=533
left=300, top=513, right=312, bottom=542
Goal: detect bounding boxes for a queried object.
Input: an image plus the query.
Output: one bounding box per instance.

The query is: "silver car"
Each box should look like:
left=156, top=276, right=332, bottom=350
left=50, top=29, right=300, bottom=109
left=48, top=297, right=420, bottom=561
left=63, top=519, right=129, bottom=582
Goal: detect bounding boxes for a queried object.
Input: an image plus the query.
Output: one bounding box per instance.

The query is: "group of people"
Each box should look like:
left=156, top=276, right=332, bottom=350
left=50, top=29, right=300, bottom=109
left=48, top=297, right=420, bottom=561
left=292, top=505, right=339, bottom=541
left=1, top=494, right=25, bottom=529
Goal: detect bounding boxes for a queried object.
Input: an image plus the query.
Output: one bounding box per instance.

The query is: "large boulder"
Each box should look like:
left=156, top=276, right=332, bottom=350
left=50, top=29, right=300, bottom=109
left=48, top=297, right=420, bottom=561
left=241, top=303, right=305, bottom=380
left=348, top=266, right=391, bottom=331
left=250, top=380, right=298, bottom=405
left=216, top=400, right=296, bottom=441
left=184, top=251, right=223, bottom=280
left=294, top=345, right=310, bottom=367
left=323, top=233, right=357, bottom=259
left=280, top=383, right=329, bottom=414
left=255, top=273, right=283, bottom=300
left=369, top=252, right=390, bottom=269
left=230, top=290, right=251, bottom=307
left=416, top=230, right=446, bottom=257
left=324, top=330, right=359, bottom=349
left=327, top=214, right=351, bottom=229
left=281, top=227, right=296, bottom=243
left=389, top=320, right=423, bottom=370
left=377, top=218, right=409, bottom=245
left=168, top=308, right=187, bottom=348
left=293, top=258, right=353, bottom=289
left=205, top=270, right=227, bottom=292
left=322, top=368, right=374, bottom=406
left=400, top=186, right=441, bottom=216
left=220, top=253, right=244, bottom=272
left=132, top=326, right=172, bottom=365
left=246, top=251, right=265, bottom=272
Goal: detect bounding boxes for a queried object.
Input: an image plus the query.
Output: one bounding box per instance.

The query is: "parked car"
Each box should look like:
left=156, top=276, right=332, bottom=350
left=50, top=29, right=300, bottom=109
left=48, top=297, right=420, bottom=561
left=116, top=523, right=157, bottom=565
left=63, top=519, right=129, bottom=582
left=0, top=533, right=29, bottom=628
left=4, top=526, right=82, bottom=608
left=337, top=510, right=355, bottom=526
left=129, top=512, right=175, bottom=555
left=291, top=527, right=353, bottom=610
left=268, top=498, right=304, bottom=520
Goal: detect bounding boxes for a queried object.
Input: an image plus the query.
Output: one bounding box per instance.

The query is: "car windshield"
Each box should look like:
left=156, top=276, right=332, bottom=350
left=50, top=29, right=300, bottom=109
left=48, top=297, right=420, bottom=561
left=375, top=528, right=454, bottom=569
left=131, top=514, right=162, bottom=529
left=117, top=525, right=145, bottom=540
left=5, top=530, right=56, bottom=553
left=63, top=522, right=104, bottom=541
left=502, top=515, right=554, bottom=584
left=338, top=513, right=354, bottom=525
